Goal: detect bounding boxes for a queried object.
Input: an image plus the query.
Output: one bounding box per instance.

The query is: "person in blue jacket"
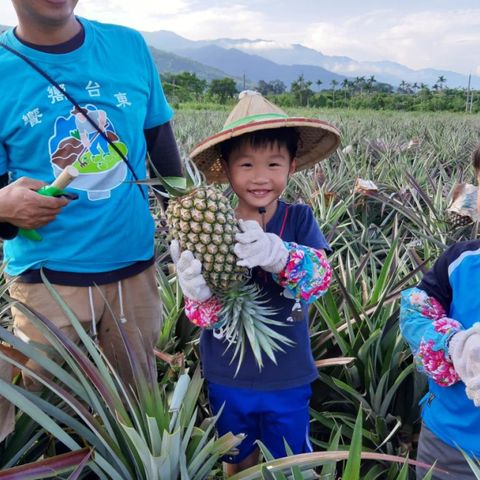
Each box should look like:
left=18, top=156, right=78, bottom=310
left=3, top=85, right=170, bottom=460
left=400, top=145, right=480, bottom=479
left=171, top=91, right=341, bottom=475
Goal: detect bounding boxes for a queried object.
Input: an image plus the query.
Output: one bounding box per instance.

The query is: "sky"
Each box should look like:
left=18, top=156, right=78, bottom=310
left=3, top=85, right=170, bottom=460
left=1, top=1, right=479, bottom=75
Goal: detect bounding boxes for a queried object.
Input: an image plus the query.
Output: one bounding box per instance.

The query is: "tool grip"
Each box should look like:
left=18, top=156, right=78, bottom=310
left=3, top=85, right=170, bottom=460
left=50, top=165, right=79, bottom=190
left=19, top=166, right=79, bottom=241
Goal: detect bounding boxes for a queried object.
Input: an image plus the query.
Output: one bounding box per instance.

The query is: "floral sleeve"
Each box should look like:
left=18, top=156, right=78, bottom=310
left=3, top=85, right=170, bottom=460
left=272, top=242, right=332, bottom=304
left=184, top=296, right=223, bottom=329
left=400, top=287, right=463, bottom=386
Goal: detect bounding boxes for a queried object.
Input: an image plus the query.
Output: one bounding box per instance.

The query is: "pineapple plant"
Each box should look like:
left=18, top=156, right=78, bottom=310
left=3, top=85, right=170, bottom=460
left=152, top=159, right=294, bottom=373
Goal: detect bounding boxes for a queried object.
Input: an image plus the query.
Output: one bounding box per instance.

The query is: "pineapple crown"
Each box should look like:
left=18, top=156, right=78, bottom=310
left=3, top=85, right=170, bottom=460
left=137, top=156, right=205, bottom=198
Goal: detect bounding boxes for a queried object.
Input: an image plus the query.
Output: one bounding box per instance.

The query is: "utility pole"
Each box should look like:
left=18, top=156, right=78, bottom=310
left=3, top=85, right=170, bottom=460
left=466, top=74, right=474, bottom=113
left=243, top=73, right=246, bottom=91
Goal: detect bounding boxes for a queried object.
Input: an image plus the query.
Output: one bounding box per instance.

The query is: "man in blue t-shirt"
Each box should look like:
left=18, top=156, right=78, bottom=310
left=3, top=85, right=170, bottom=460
left=171, top=91, right=340, bottom=474
left=0, top=1, right=182, bottom=400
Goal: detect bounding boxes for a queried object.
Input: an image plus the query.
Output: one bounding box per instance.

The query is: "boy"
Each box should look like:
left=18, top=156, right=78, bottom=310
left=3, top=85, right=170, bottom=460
left=400, top=144, right=480, bottom=479
left=171, top=91, right=340, bottom=474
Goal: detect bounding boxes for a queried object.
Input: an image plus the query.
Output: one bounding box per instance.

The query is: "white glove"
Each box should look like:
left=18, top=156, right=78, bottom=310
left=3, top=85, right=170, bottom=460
left=233, top=219, right=289, bottom=273
left=169, top=240, right=213, bottom=302
left=449, top=323, right=480, bottom=407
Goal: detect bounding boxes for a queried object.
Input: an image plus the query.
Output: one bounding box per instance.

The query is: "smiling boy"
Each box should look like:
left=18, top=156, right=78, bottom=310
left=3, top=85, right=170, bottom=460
left=172, top=91, right=340, bottom=474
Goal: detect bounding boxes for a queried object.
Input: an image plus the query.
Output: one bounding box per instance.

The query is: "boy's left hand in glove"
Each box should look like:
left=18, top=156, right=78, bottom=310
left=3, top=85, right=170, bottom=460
left=234, top=219, right=288, bottom=273
left=169, top=240, right=213, bottom=302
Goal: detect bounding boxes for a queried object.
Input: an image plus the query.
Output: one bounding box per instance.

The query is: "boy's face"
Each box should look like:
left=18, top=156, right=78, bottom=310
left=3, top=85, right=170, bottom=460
left=223, top=140, right=296, bottom=213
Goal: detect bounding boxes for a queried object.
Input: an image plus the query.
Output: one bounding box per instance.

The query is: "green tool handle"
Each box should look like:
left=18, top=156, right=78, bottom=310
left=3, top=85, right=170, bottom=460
left=19, top=166, right=79, bottom=241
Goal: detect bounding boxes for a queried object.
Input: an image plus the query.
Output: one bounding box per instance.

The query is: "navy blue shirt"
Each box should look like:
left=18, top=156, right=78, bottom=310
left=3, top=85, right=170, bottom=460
left=200, top=200, right=330, bottom=390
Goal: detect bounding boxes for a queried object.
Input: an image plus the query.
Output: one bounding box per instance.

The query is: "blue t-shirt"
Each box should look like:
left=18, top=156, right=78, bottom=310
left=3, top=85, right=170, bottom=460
left=200, top=200, right=330, bottom=390
left=0, top=18, right=173, bottom=275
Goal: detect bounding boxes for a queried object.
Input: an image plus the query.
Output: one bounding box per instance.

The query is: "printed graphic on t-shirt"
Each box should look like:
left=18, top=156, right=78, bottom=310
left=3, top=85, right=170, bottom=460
left=48, top=104, right=128, bottom=200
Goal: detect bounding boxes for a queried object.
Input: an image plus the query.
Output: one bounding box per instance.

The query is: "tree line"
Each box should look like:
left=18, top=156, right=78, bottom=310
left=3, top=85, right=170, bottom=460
left=162, top=71, right=478, bottom=113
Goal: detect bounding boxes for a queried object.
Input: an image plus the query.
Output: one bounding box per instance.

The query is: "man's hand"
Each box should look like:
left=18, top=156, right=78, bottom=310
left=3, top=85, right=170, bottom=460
left=234, top=219, right=289, bottom=273
left=449, top=323, right=480, bottom=406
left=170, top=240, right=213, bottom=302
left=0, top=177, right=68, bottom=229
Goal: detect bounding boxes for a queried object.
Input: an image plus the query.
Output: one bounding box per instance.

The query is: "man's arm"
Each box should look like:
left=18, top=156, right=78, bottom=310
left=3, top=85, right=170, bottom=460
left=144, top=122, right=183, bottom=178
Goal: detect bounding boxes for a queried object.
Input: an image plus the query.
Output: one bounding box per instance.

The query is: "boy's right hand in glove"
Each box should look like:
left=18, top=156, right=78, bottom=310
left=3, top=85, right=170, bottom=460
left=169, top=240, right=212, bottom=302
left=234, top=219, right=289, bottom=273
left=449, top=323, right=480, bottom=406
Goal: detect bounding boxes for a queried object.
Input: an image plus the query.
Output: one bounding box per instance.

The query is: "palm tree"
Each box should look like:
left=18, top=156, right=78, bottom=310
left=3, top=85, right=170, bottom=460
left=290, top=73, right=313, bottom=106
left=330, top=79, right=339, bottom=107
left=341, top=78, right=350, bottom=106
left=367, top=75, right=376, bottom=94
left=398, top=80, right=409, bottom=94
left=354, top=76, right=366, bottom=95
left=437, top=75, right=447, bottom=91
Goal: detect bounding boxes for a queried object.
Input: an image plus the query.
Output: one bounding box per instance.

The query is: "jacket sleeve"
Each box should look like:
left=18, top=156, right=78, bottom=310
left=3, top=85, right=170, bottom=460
left=272, top=242, right=332, bottom=304
left=270, top=204, right=332, bottom=303
left=184, top=296, right=223, bottom=329
left=400, top=285, right=462, bottom=387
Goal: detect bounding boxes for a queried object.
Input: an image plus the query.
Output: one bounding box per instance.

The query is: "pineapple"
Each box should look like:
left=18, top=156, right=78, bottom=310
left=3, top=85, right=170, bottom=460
left=165, top=183, right=245, bottom=292
left=153, top=160, right=294, bottom=373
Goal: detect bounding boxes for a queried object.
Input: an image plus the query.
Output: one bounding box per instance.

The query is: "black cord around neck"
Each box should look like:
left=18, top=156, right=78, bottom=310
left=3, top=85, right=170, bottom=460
left=258, top=206, right=267, bottom=230
left=0, top=41, right=145, bottom=199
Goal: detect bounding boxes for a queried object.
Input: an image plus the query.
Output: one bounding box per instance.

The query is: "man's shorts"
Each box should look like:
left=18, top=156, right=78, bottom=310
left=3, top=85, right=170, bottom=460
left=207, top=381, right=313, bottom=464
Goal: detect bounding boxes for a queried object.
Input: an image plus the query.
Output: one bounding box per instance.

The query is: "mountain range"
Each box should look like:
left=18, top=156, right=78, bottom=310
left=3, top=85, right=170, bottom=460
left=2, top=24, right=478, bottom=89
left=142, top=30, right=480, bottom=90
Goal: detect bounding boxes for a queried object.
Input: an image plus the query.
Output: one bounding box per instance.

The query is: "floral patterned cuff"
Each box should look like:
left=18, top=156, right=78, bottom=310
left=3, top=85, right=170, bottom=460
left=272, top=242, right=332, bottom=304
left=400, top=287, right=462, bottom=387
left=184, top=296, right=223, bottom=329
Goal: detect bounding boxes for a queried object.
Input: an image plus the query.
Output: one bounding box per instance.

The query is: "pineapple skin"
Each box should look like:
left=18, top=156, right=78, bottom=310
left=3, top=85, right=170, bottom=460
left=166, top=186, right=247, bottom=292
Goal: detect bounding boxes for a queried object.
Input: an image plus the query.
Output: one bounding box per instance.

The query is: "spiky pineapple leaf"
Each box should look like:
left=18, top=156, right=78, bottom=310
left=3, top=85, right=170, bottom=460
left=163, top=176, right=187, bottom=190
left=0, top=448, right=92, bottom=480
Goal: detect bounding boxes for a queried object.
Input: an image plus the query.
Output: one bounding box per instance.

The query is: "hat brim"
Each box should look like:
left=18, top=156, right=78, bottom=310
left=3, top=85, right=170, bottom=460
left=190, top=117, right=341, bottom=183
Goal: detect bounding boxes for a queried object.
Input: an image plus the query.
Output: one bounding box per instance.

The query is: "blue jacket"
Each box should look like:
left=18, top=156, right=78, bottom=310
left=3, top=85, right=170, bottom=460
left=400, top=240, right=480, bottom=455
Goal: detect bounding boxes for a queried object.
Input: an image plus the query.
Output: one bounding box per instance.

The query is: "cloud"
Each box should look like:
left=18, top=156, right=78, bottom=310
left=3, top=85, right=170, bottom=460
left=305, top=9, right=480, bottom=74
left=0, top=4, right=19, bottom=26
left=76, top=0, right=191, bottom=30
left=78, top=0, right=190, bottom=17
left=3, top=1, right=479, bottom=75
left=76, top=1, right=273, bottom=38
left=229, top=40, right=294, bottom=51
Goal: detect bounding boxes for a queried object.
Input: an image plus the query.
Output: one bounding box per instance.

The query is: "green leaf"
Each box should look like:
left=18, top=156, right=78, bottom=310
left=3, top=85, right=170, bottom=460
left=0, top=448, right=92, bottom=480
left=369, top=238, right=398, bottom=306
left=320, top=427, right=341, bottom=478
left=163, top=176, right=187, bottom=190
left=342, top=408, right=363, bottom=480
left=461, top=449, right=480, bottom=479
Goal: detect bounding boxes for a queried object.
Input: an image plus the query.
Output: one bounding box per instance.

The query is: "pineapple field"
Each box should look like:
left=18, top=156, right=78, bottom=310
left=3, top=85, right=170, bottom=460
left=1, top=108, right=480, bottom=479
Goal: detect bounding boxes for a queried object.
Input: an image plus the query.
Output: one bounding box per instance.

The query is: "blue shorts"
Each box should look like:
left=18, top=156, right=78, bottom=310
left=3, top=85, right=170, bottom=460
left=207, top=381, right=313, bottom=464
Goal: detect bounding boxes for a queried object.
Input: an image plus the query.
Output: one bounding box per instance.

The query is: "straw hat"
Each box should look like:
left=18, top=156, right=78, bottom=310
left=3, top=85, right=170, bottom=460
left=190, top=90, right=341, bottom=183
